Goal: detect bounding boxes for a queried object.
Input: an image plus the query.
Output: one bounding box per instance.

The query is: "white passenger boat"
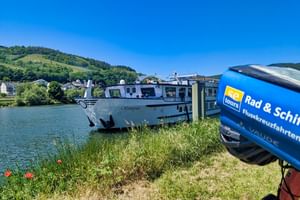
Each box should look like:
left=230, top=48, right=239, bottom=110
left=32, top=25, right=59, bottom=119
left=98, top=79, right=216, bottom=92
left=76, top=76, right=194, bottom=130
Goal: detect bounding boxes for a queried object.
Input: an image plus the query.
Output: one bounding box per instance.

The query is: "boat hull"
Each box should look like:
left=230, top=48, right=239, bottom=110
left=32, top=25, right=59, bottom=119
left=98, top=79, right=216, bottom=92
left=76, top=98, right=192, bottom=130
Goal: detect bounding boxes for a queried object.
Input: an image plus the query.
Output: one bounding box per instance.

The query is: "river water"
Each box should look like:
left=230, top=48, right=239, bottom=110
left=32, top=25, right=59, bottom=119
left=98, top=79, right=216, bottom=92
left=0, top=105, right=94, bottom=171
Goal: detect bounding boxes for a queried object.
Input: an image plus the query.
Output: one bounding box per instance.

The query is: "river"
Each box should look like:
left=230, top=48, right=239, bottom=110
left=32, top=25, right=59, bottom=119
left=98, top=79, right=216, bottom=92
left=0, top=105, right=94, bottom=171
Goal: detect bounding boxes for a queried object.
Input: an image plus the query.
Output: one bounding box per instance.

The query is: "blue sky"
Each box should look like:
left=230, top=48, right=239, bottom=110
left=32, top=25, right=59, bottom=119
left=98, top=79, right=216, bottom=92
left=1, top=0, right=300, bottom=78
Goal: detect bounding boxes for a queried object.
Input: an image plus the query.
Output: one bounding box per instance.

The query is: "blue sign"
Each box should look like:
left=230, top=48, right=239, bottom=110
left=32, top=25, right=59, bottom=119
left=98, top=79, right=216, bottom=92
left=217, top=69, right=300, bottom=170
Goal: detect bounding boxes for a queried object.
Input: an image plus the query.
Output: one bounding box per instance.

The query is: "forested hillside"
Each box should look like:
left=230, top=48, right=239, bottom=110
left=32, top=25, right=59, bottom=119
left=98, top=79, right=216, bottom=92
left=1, top=45, right=298, bottom=86
left=0, top=46, right=138, bottom=85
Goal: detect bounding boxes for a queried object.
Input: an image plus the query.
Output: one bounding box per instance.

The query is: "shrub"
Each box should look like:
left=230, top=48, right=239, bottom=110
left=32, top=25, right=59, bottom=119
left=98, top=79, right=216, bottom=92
left=16, top=83, right=51, bottom=106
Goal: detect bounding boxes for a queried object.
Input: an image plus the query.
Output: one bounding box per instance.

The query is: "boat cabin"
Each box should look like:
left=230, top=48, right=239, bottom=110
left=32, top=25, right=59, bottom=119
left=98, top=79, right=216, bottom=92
left=104, top=84, right=192, bottom=101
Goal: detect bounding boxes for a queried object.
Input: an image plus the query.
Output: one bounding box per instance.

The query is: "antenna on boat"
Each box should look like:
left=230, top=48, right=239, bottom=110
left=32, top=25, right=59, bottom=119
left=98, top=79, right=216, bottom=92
left=173, top=72, right=182, bottom=84
left=84, top=80, right=93, bottom=99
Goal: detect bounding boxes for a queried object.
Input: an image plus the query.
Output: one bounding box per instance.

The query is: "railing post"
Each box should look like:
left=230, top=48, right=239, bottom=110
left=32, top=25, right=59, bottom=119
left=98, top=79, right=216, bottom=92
left=200, top=82, right=206, bottom=119
left=192, top=82, right=199, bottom=121
left=192, top=82, right=206, bottom=121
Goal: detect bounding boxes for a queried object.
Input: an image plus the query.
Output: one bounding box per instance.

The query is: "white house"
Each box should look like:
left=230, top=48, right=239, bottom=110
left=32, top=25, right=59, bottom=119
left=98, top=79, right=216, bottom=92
left=0, top=82, right=16, bottom=96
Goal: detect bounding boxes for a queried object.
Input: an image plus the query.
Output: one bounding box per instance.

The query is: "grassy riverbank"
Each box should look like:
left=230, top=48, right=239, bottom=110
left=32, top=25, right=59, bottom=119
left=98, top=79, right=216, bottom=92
left=0, top=119, right=280, bottom=199
left=0, top=97, right=15, bottom=107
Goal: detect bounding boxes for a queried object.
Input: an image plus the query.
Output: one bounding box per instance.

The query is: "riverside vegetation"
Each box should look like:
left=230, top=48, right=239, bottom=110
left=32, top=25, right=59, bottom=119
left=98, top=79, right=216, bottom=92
left=0, top=45, right=137, bottom=107
left=0, top=119, right=280, bottom=200
left=0, top=81, right=103, bottom=107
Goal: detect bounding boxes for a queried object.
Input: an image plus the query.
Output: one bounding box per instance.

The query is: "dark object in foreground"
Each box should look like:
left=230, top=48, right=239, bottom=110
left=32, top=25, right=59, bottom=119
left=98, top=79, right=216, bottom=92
left=217, top=64, right=300, bottom=170
left=220, top=124, right=277, bottom=165
left=261, top=194, right=277, bottom=200
left=217, top=65, right=300, bottom=200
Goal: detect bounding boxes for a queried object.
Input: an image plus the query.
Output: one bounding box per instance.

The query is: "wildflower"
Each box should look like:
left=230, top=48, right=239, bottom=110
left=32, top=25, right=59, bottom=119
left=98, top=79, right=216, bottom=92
left=56, top=159, right=62, bottom=164
left=4, top=169, right=12, bottom=177
left=24, top=172, right=34, bottom=179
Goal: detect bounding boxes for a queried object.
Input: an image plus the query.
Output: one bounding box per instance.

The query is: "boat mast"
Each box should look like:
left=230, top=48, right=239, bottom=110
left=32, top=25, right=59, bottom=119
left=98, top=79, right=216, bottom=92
left=84, top=80, right=93, bottom=99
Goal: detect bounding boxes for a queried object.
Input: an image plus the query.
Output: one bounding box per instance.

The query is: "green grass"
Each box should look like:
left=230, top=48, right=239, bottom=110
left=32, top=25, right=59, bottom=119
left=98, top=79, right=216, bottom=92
left=0, top=119, right=281, bottom=199
left=0, top=97, right=15, bottom=107
left=156, top=152, right=280, bottom=200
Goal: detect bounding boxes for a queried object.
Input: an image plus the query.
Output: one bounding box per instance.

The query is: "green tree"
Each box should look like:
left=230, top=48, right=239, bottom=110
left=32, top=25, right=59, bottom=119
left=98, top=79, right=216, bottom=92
left=16, top=83, right=51, bottom=106
left=48, top=81, right=64, bottom=101
left=65, top=88, right=84, bottom=102
left=141, top=76, right=160, bottom=84
left=23, top=87, right=49, bottom=105
left=2, top=77, right=10, bottom=82
left=92, top=87, right=104, bottom=97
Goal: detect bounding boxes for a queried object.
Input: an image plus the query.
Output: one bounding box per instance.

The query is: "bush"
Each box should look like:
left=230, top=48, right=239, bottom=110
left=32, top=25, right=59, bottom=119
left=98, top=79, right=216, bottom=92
left=0, top=93, right=7, bottom=97
left=16, top=83, right=51, bottom=106
left=64, top=88, right=85, bottom=103
left=48, top=81, right=64, bottom=101
left=92, top=87, right=104, bottom=97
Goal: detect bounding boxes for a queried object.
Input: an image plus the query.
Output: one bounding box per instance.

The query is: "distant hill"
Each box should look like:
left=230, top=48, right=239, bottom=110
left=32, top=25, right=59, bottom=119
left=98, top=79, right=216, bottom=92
left=208, top=74, right=221, bottom=79
left=0, top=46, right=138, bottom=85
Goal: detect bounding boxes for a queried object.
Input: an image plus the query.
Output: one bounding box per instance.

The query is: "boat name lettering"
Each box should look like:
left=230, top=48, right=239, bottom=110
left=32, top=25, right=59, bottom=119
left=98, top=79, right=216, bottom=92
left=121, top=106, right=140, bottom=110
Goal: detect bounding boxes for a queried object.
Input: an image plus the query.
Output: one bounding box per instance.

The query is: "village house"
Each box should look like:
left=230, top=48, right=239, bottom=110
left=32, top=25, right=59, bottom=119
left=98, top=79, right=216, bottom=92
left=72, top=79, right=86, bottom=88
left=62, top=82, right=76, bottom=91
left=0, top=82, right=16, bottom=96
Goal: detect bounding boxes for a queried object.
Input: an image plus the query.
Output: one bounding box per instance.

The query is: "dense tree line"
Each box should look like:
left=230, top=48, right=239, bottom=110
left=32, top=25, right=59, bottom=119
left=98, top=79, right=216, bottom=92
left=0, top=64, right=70, bottom=82
left=15, top=82, right=85, bottom=106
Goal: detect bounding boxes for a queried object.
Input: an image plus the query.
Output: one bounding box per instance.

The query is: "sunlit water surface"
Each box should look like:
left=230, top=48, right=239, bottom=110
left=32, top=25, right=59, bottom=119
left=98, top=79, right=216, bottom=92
left=0, top=105, right=94, bottom=171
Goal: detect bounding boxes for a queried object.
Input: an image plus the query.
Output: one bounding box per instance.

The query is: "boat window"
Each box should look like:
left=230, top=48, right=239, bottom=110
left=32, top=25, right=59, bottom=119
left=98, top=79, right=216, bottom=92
left=141, top=88, right=155, bottom=97
left=126, top=88, right=130, bottom=93
left=132, top=88, right=136, bottom=93
left=211, top=102, right=215, bottom=109
left=214, top=88, right=217, bottom=96
left=207, top=88, right=213, bottom=96
left=179, top=106, right=183, bottom=112
left=109, top=89, right=121, bottom=98
left=207, top=101, right=215, bottom=110
left=188, top=88, right=192, bottom=97
left=165, top=87, right=176, bottom=97
left=179, top=88, right=186, bottom=98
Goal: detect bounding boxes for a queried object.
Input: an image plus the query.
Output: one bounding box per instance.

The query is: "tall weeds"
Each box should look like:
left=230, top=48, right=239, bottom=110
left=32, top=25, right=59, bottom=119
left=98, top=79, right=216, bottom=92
left=0, top=119, right=222, bottom=199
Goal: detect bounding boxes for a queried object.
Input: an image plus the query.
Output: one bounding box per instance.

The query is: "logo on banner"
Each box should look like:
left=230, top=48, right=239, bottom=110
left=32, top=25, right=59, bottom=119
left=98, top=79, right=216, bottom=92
left=223, top=86, right=245, bottom=112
